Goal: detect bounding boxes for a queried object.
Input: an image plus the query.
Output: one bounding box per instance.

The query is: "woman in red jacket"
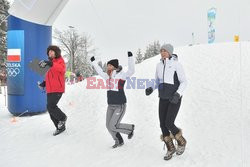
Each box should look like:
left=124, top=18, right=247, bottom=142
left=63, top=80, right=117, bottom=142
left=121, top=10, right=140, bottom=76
left=38, top=45, right=67, bottom=136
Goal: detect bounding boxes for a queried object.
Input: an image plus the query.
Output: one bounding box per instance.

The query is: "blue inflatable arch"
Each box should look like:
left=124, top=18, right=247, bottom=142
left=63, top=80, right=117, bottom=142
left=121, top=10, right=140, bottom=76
left=7, top=0, right=69, bottom=115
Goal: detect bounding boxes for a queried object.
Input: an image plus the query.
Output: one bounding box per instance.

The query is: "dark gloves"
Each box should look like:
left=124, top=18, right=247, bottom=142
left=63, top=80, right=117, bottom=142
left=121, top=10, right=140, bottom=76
left=90, top=56, right=95, bottom=62
left=169, top=92, right=181, bottom=104
left=128, top=51, right=133, bottom=57
left=37, top=81, right=46, bottom=90
left=145, top=87, right=153, bottom=96
left=39, top=60, right=53, bottom=68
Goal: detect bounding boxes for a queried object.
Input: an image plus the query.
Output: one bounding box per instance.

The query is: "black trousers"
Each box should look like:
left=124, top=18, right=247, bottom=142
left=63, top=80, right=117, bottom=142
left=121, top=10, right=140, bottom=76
left=47, top=93, right=66, bottom=129
left=159, top=98, right=182, bottom=137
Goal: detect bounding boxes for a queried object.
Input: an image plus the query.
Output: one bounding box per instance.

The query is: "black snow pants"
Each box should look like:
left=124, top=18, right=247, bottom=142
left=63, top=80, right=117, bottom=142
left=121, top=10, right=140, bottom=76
left=159, top=98, right=182, bottom=137
left=47, top=93, right=67, bottom=129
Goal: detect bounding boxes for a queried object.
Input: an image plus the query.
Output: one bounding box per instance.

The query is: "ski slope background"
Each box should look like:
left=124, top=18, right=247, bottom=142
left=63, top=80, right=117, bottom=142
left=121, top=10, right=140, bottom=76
left=1, top=42, right=250, bottom=167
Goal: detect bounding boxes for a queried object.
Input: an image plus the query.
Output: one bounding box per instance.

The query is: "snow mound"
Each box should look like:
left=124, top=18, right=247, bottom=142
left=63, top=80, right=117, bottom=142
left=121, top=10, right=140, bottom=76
left=0, top=42, right=250, bottom=167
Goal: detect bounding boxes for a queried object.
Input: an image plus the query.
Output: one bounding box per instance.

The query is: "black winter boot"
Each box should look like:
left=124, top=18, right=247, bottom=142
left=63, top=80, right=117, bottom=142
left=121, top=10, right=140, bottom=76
left=58, top=116, right=67, bottom=130
left=128, top=124, right=135, bottom=139
left=112, top=133, right=124, bottom=148
left=53, top=126, right=66, bottom=136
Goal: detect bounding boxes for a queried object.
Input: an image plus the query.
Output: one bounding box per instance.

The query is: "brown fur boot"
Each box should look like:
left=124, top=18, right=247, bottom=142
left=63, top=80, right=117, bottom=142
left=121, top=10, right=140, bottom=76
left=174, top=129, right=187, bottom=155
left=161, top=135, right=176, bottom=160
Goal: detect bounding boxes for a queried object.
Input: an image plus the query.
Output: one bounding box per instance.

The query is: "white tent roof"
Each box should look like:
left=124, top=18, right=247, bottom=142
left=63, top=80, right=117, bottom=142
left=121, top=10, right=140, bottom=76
left=9, top=0, right=69, bottom=26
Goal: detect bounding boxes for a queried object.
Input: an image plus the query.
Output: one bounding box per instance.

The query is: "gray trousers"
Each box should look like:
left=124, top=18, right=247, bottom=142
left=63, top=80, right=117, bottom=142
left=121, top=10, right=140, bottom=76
left=106, top=104, right=133, bottom=141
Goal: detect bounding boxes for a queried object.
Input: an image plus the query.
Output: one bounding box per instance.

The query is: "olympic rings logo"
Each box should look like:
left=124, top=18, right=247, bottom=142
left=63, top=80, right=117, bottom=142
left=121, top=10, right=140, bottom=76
left=7, top=68, right=20, bottom=77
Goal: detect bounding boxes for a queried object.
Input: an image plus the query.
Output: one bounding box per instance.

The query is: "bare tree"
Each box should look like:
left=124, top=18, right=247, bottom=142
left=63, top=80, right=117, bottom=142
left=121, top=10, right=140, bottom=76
left=53, top=28, right=96, bottom=77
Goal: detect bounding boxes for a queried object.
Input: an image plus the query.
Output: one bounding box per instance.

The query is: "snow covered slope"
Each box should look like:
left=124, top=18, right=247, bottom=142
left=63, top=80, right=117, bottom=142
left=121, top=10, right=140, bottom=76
left=0, top=42, right=250, bottom=167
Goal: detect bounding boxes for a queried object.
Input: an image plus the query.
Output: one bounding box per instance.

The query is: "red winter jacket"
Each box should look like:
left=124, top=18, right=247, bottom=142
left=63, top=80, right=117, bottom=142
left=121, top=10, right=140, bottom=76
left=45, top=56, right=66, bottom=93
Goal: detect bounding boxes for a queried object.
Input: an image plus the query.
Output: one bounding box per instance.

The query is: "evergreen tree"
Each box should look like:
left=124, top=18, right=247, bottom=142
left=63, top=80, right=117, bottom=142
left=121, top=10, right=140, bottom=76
left=135, top=48, right=144, bottom=64
left=0, top=0, right=10, bottom=66
left=0, top=0, right=9, bottom=85
left=144, top=41, right=161, bottom=60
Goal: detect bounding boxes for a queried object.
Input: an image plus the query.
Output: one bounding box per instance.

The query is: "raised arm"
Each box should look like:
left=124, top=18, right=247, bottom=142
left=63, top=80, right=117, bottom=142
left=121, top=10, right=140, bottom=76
left=90, top=56, right=109, bottom=80
left=123, top=51, right=135, bottom=78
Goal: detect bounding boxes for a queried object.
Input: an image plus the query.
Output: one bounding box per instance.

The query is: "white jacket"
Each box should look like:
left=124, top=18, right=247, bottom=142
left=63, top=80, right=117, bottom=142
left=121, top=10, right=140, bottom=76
left=91, top=56, right=135, bottom=91
left=91, top=56, right=135, bottom=104
left=154, top=57, right=187, bottom=97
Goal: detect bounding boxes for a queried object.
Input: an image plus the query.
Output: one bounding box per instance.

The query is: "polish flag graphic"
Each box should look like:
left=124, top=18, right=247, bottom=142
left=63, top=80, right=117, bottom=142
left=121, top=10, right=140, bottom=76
left=7, top=49, right=21, bottom=62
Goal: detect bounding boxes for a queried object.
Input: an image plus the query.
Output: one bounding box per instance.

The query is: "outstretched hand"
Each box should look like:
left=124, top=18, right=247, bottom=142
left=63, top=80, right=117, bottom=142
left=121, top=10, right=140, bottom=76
left=37, top=81, right=45, bottom=90
left=145, top=87, right=153, bottom=96
left=90, top=56, right=95, bottom=62
left=128, top=51, right=133, bottom=57
left=39, top=60, right=53, bottom=68
left=169, top=92, right=180, bottom=104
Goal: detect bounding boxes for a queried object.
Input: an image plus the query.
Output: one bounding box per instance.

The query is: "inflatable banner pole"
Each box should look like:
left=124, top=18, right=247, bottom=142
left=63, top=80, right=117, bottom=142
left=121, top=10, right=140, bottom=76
left=207, top=7, right=217, bottom=44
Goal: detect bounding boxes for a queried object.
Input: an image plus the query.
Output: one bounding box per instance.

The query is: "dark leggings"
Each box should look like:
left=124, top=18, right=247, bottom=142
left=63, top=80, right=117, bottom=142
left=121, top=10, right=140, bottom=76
left=159, top=98, right=182, bottom=137
left=47, top=93, right=67, bottom=129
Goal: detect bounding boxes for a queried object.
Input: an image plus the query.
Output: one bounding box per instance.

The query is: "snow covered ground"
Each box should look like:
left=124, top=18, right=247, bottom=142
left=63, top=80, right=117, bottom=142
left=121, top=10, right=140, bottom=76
left=1, top=42, right=250, bottom=167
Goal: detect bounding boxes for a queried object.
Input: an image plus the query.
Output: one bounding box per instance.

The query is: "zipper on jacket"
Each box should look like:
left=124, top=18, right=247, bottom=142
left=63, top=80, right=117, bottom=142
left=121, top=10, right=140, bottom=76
left=162, top=59, right=166, bottom=92
left=163, top=59, right=166, bottom=83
